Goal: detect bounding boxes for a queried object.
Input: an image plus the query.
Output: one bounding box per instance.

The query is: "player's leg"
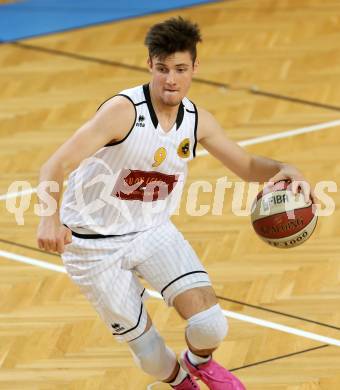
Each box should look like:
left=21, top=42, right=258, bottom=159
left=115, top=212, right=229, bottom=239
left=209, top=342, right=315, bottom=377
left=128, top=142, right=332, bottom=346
left=172, top=283, right=246, bottom=389
left=124, top=291, right=198, bottom=388
left=62, top=235, right=197, bottom=389
left=128, top=315, right=198, bottom=389
left=61, top=235, right=150, bottom=341
left=173, top=285, right=226, bottom=357
left=134, top=222, right=245, bottom=389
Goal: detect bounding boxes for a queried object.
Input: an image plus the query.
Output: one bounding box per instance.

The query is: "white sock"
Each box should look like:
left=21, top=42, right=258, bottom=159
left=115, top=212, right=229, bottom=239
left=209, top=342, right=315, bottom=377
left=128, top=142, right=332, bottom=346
left=187, top=350, right=211, bottom=366
left=169, top=366, right=189, bottom=386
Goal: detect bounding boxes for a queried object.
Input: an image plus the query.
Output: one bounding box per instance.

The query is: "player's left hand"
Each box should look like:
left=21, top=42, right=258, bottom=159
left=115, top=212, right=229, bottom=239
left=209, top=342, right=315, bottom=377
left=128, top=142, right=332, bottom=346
left=265, top=164, right=315, bottom=203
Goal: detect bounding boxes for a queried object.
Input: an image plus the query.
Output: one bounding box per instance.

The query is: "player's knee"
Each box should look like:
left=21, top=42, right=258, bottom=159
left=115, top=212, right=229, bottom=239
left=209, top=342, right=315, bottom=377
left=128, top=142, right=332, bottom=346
left=128, top=326, right=177, bottom=380
left=186, top=304, right=228, bottom=350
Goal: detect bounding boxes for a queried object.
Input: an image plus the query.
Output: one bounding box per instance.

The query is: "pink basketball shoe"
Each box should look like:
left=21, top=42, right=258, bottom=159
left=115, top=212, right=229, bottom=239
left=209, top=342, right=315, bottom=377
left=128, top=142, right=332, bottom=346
left=181, top=351, right=246, bottom=390
left=171, top=374, right=200, bottom=389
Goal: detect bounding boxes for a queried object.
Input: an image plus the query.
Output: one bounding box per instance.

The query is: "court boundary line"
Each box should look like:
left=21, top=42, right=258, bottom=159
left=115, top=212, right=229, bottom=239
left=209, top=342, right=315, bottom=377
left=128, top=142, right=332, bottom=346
left=0, top=238, right=60, bottom=257
left=216, top=295, right=340, bottom=331
left=1, top=119, right=340, bottom=201
left=1, top=236, right=340, bottom=332
left=1, top=249, right=340, bottom=348
left=1, top=44, right=339, bottom=349
left=0, top=249, right=66, bottom=274
left=1, top=6, right=339, bottom=384
left=196, top=119, right=340, bottom=156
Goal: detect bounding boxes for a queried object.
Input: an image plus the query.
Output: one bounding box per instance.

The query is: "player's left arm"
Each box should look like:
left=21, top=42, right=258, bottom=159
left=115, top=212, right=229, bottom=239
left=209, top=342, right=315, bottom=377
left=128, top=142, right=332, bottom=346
left=197, top=107, right=314, bottom=201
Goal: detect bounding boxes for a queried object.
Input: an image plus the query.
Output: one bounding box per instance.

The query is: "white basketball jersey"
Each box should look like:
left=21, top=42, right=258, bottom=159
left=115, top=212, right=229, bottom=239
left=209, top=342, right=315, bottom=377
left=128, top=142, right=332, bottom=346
left=60, top=84, right=198, bottom=236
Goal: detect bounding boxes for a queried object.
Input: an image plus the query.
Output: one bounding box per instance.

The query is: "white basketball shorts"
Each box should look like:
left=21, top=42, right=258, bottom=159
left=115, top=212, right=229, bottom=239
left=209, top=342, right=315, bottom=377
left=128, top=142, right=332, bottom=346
left=61, top=220, right=211, bottom=342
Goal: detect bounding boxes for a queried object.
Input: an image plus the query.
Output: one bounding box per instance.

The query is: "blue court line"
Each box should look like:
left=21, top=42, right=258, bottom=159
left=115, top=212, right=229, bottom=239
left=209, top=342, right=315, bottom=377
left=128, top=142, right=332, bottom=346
left=0, top=0, right=219, bottom=42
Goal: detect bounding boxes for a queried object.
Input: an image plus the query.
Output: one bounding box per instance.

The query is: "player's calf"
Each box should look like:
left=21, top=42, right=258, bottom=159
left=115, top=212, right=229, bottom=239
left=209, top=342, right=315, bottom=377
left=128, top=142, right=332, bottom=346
left=128, top=326, right=177, bottom=380
left=128, top=326, right=199, bottom=388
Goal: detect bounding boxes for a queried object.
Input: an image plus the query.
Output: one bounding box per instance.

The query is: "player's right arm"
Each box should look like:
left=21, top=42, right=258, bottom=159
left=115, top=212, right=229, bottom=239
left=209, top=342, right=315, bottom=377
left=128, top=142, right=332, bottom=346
left=37, top=96, right=135, bottom=254
left=197, top=107, right=314, bottom=201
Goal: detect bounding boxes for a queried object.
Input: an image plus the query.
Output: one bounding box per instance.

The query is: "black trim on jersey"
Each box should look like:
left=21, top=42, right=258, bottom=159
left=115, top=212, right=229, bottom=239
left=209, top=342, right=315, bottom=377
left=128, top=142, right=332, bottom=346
left=160, top=270, right=208, bottom=296
left=103, top=94, right=137, bottom=146
left=95, top=93, right=138, bottom=147
left=97, top=93, right=139, bottom=112
left=96, top=94, right=116, bottom=112
left=192, top=102, right=198, bottom=158
left=64, top=225, right=122, bottom=239
left=64, top=224, right=138, bottom=239
left=135, top=100, right=147, bottom=106
left=143, top=83, right=185, bottom=130
left=111, top=288, right=145, bottom=336
left=143, top=84, right=158, bottom=128
left=176, top=102, right=184, bottom=130
left=186, top=108, right=196, bottom=114
left=69, top=229, right=121, bottom=239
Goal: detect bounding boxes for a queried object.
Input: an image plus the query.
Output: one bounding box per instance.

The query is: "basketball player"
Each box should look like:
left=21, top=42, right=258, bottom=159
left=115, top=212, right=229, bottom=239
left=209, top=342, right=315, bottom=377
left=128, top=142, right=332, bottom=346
left=37, top=17, right=313, bottom=390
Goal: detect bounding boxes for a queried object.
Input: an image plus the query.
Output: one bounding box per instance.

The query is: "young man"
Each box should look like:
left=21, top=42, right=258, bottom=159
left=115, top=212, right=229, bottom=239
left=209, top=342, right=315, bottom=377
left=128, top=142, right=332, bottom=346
left=37, top=17, right=312, bottom=390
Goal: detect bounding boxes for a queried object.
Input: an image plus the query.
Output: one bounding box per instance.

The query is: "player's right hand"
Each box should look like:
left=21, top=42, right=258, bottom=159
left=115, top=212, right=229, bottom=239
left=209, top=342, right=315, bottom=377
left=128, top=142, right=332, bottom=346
left=37, top=216, right=72, bottom=254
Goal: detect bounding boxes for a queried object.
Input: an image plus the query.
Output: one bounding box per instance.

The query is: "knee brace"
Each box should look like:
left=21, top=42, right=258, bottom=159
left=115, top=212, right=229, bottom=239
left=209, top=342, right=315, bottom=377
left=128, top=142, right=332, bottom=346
left=186, top=304, right=228, bottom=350
left=128, top=326, right=177, bottom=380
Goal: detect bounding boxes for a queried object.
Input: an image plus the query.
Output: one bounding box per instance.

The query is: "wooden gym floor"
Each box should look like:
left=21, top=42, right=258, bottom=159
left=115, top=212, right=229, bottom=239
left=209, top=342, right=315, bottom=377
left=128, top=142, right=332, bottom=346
left=0, top=0, right=340, bottom=389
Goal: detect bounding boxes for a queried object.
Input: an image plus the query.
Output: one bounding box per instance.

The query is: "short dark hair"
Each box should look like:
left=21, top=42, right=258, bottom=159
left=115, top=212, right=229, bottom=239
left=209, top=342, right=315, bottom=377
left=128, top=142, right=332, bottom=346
left=144, top=17, right=202, bottom=63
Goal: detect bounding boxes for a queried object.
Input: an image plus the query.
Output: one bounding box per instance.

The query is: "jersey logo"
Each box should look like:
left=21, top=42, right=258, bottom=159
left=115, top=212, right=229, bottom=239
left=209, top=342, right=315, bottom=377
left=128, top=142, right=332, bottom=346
left=152, top=147, right=167, bottom=167
left=136, top=114, right=146, bottom=127
left=111, top=323, right=125, bottom=333
left=177, top=138, right=190, bottom=158
left=112, top=169, right=178, bottom=202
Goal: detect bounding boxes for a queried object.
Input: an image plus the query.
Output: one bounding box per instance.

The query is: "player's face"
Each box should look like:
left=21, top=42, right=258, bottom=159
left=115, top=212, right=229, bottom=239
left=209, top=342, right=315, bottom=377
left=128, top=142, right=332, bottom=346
left=148, top=51, right=198, bottom=107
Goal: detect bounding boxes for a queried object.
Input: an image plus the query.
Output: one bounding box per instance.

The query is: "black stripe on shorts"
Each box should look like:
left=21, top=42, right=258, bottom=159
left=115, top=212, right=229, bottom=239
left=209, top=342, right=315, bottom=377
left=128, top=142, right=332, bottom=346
left=111, top=289, right=146, bottom=336
left=161, top=270, right=208, bottom=296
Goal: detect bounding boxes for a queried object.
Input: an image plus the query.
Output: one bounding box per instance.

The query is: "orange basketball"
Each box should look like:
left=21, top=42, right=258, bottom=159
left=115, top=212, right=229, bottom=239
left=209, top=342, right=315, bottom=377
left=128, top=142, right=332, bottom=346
left=251, top=180, right=318, bottom=248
